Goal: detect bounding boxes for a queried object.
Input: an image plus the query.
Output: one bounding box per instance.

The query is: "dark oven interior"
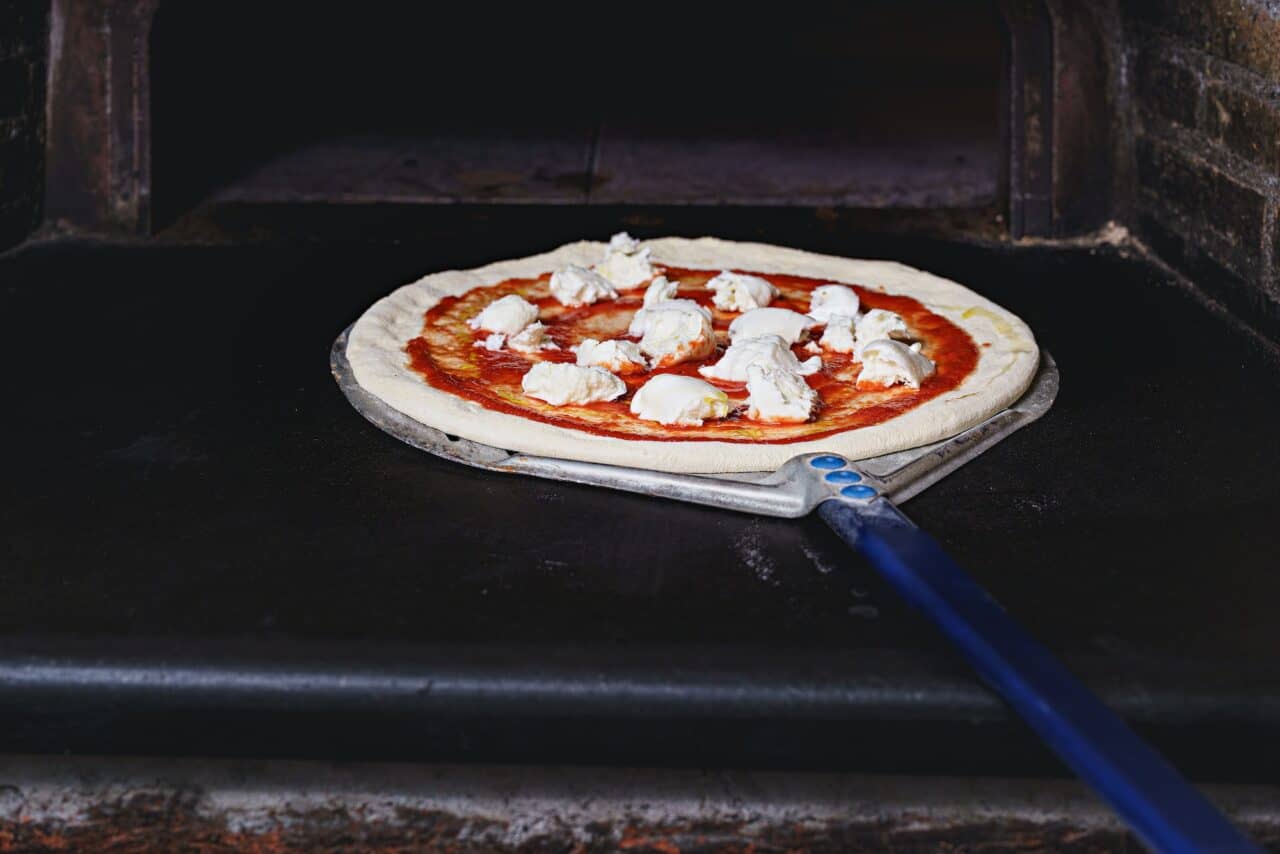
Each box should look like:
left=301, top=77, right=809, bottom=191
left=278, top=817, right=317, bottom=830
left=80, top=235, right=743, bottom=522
left=146, top=1, right=1003, bottom=225
left=12, top=0, right=1277, bottom=341
left=3, top=0, right=1280, bottom=846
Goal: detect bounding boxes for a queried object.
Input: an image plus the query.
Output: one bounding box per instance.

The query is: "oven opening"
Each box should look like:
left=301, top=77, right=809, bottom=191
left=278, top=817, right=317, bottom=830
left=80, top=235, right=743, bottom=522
left=148, top=1, right=1002, bottom=230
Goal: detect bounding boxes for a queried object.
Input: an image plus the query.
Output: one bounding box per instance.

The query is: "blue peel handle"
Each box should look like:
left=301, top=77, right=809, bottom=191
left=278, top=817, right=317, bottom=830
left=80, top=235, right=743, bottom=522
left=818, top=498, right=1259, bottom=853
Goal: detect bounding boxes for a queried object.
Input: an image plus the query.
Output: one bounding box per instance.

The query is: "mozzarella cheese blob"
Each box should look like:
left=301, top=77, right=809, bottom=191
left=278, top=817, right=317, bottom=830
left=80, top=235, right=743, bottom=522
left=508, top=321, right=558, bottom=353
left=705, top=270, right=778, bottom=312
left=856, top=339, right=935, bottom=389
left=549, top=265, right=619, bottom=307
left=637, top=304, right=716, bottom=367
left=572, top=337, right=648, bottom=374
left=728, top=307, right=815, bottom=345
left=627, top=299, right=713, bottom=337
left=630, top=374, right=732, bottom=426
left=818, top=314, right=857, bottom=353
left=593, top=232, right=655, bottom=288
left=698, top=334, right=822, bottom=382
left=467, top=294, right=540, bottom=336
left=807, top=284, right=860, bottom=323
left=642, top=275, right=678, bottom=307
left=475, top=332, right=506, bottom=351
left=855, top=309, right=910, bottom=353
left=744, top=364, right=819, bottom=423
left=521, top=362, right=626, bottom=406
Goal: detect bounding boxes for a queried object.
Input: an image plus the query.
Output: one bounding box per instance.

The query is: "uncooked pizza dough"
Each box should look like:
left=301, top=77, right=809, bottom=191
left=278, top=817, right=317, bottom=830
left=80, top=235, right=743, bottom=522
left=345, top=237, right=1039, bottom=473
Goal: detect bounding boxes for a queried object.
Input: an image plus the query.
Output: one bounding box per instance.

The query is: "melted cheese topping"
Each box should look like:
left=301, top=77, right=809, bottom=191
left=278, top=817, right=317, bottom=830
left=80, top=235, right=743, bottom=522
left=855, top=309, right=910, bottom=354
left=628, top=299, right=713, bottom=337
left=642, top=275, right=678, bottom=307
left=549, top=265, right=620, bottom=307
left=727, top=307, right=815, bottom=345
left=521, top=362, right=626, bottom=405
left=705, top=270, right=779, bottom=312
left=467, top=294, right=540, bottom=336
left=856, top=339, right=935, bottom=389
left=744, top=364, right=819, bottom=423
left=807, top=285, right=860, bottom=323
left=508, top=321, right=558, bottom=353
left=637, top=304, right=717, bottom=367
left=818, top=315, right=857, bottom=353
left=630, top=374, right=732, bottom=426
left=698, top=334, right=822, bottom=382
left=572, top=338, right=648, bottom=374
left=593, top=232, right=655, bottom=288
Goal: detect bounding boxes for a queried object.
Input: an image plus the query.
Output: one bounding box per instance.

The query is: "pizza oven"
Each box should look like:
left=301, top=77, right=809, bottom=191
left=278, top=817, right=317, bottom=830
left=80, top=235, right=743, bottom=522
left=148, top=2, right=999, bottom=219
left=32, top=0, right=1277, bottom=339
left=4, top=0, right=1280, bottom=849
left=44, top=1, right=1072, bottom=234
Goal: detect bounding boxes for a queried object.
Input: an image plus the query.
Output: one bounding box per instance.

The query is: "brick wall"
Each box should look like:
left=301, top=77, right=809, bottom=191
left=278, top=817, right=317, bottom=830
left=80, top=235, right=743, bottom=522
left=1124, top=0, right=1280, bottom=337
left=0, top=0, right=48, bottom=252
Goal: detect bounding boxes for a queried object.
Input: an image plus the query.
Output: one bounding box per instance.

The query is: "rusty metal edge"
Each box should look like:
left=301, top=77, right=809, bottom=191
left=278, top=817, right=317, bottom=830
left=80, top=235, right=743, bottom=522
left=2, top=754, right=1278, bottom=850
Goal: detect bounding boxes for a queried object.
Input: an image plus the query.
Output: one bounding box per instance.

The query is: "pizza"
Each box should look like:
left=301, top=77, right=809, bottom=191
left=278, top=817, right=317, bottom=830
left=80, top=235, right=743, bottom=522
left=345, top=235, right=1039, bottom=473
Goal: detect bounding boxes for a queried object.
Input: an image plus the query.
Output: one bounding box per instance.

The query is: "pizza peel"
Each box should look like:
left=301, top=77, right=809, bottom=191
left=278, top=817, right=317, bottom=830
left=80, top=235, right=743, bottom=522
left=331, top=329, right=1257, bottom=852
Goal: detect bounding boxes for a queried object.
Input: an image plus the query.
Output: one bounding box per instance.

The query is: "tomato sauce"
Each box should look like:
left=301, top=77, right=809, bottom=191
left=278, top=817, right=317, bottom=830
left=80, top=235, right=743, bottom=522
left=405, top=266, right=978, bottom=443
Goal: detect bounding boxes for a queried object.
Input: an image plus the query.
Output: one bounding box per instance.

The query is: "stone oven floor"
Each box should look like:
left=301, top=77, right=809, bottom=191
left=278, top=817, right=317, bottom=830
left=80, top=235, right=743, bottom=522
left=2, top=208, right=1279, bottom=784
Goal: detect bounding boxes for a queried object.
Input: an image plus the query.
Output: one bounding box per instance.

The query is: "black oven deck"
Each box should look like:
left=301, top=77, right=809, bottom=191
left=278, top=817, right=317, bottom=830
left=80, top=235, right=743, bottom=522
left=2, top=207, right=1279, bottom=781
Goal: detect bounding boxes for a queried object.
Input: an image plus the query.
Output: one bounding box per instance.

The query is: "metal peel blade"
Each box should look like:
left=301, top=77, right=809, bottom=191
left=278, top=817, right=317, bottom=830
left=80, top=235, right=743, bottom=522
left=331, top=328, right=1258, bottom=851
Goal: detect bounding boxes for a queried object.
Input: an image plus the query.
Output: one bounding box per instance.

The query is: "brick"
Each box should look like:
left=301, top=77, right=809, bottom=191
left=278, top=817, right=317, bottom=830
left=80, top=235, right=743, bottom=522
left=1203, top=81, right=1280, bottom=172
left=1125, top=0, right=1280, bottom=83
left=1138, top=209, right=1280, bottom=341
left=1135, top=137, right=1268, bottom=279
left=1274, top=209, right=1280, bottom=294
left=1134, top=49, right=1200, bottom=128
left=1136, top=209, right=1190, bottom=269
left=1185, top=240, right=1280, bottom=339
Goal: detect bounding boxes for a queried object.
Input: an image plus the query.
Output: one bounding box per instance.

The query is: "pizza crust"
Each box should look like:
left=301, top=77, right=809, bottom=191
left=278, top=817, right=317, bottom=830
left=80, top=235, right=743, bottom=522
left=346, top=237, right=1039, bottom=473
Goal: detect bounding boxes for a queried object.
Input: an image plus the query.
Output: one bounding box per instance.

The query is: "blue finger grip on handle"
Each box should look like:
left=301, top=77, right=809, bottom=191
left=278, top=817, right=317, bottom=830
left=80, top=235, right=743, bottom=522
left=817, top=498, right=1259, bottom=854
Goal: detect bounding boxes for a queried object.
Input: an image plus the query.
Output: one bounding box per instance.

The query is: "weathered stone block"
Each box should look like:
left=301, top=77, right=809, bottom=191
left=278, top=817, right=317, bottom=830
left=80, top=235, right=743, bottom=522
left=1203, top=81, right=1280, bottom=173
left=1125, top=0, right=1280, bottom=83
left=1138, top=209, right=1280, bottom=338
left=1134, top=48, right=1201, bottom=128
left=1135, top=137, right=1268, bottom=279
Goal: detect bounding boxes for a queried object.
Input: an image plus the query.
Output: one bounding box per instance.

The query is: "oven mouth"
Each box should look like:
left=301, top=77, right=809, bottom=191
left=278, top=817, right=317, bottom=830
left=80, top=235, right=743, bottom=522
left=50, top=0, right=1280, bottom=346
left=147, top=1, right=1003, bottom=230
